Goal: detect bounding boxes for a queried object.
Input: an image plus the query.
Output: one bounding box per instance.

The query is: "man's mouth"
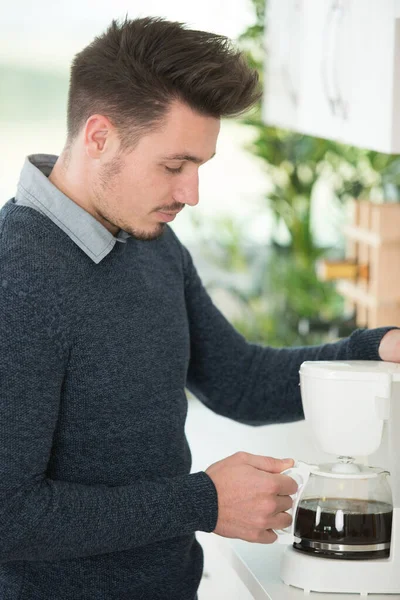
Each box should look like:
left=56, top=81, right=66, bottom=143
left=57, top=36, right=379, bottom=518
left=156, top=210, right=181, bottom=222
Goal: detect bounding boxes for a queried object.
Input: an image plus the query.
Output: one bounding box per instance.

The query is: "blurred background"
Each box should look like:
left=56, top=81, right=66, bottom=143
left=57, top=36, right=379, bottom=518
left=3, top=0, right=400, bottom=347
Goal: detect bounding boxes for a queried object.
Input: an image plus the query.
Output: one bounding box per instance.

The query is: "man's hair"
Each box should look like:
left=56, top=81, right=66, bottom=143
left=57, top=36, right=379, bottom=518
left=67, top=16, right=261, bottom=151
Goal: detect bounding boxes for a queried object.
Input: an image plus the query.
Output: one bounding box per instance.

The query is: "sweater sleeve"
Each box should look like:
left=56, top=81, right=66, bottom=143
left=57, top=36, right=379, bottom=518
left=182, top=246, right=395, bottom=426
left=0, top=283, right=218, bottom=563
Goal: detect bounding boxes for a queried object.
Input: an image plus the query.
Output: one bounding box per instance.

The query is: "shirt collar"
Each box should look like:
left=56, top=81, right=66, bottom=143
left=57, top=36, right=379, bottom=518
left=15, top=154, right=131, bottom=264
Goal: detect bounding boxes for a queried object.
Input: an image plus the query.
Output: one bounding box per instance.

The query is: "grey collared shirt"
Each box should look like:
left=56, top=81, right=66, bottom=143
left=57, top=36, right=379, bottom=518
left=15, top=154, right=131, bottom=264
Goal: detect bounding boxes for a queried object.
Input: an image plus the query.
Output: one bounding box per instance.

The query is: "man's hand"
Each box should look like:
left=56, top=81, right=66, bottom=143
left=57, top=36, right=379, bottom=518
left=379, top=329, right=400, bottom=362
left=205, top=452, right=297, bottom=544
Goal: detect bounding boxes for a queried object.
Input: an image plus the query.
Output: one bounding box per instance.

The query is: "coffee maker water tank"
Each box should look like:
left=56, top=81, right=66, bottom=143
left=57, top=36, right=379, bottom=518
left=299, top=361, right=400, bottom=457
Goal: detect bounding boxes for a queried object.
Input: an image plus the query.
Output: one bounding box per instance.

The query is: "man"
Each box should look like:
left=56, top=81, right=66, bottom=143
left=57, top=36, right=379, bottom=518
left=0, top=16, right=399, bottom=600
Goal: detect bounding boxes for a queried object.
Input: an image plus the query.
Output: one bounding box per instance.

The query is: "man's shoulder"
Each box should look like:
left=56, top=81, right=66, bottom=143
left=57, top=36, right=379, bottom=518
left=0, top=199, right=59, bottom=246
left=0, top=199, right=72, bottom=295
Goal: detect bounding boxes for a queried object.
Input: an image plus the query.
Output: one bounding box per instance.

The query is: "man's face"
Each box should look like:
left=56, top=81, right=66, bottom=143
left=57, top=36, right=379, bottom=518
left=90, top=101, right=220, bottom=240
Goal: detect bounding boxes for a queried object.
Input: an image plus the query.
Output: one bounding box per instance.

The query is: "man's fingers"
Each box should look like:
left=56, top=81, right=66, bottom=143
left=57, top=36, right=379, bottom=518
left=239, top=452, right=294, bottom=474
left=274, top=473, right=299, bottom=496
left=269, top=511, right=293, bottom=531
left=248, top=529, right=278, bottom=545
left=244, top=509, right=293, bottom=544
left=273, top=494, right=293, bottom=514
left=378, top=328, right=400, bottom=362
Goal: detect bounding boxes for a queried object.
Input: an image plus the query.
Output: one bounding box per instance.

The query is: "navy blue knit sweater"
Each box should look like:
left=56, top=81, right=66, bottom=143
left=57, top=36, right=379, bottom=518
left=0, top=197, right=391, bottom=599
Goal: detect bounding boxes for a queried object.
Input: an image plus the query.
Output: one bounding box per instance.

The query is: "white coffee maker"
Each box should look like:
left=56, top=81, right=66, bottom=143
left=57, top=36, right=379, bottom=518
left=278, top=360, right=400, bottom=595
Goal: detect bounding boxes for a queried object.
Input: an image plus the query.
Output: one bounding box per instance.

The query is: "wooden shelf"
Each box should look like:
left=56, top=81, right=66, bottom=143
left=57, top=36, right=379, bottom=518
left=327, top=202, right=400, bottom=328
left=344, top=225, right=381, bottom=247
left=344, top=225, right=400, bottom=246
left=337, top=281, right=400, bottom=307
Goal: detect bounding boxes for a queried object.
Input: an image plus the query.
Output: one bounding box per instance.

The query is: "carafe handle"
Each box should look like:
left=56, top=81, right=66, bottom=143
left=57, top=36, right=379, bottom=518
left=273, top=461, right=314, bottom=545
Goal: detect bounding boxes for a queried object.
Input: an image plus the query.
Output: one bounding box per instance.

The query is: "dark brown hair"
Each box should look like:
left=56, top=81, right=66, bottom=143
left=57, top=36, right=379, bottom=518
left=67, top=16, right=261, bottom=150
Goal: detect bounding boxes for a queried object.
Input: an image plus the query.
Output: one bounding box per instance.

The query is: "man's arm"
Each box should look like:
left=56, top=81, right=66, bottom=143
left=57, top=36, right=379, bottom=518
left=181, top=245, right=393, bottom=425
left=0, top=285, right=218, bottom=562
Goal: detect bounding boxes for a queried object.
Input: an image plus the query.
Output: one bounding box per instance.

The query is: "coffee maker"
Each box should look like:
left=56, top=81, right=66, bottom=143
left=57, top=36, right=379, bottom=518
left=279, top=360, right=400, bottom=595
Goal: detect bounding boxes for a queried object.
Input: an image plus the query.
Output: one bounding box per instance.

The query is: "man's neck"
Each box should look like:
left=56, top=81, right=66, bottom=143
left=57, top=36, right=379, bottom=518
left=48, top=156, right=119, bottom=237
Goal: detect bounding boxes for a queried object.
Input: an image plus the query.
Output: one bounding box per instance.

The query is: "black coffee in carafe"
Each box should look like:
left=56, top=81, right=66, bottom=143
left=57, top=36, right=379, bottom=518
left=293, top=498, right=393, bottom=560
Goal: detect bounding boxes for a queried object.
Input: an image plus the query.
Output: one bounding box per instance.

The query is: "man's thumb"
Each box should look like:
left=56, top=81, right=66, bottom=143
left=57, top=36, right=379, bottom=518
left=247, top=455, right=295, bottom=473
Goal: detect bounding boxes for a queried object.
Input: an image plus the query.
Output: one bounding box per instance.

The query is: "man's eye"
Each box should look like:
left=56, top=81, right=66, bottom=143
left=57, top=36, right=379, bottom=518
left=165, top=165, right=183, bottom=174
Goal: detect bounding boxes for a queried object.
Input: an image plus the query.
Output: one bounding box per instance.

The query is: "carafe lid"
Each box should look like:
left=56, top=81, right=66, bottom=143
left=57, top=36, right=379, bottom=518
left=309, top=462, right=388, bottom=480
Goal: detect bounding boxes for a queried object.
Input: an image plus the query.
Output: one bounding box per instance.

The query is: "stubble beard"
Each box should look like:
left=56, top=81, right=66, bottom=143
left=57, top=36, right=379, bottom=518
left=96, top=157, right=167, bottom=242
left=120, top=220, right=166, bottom=242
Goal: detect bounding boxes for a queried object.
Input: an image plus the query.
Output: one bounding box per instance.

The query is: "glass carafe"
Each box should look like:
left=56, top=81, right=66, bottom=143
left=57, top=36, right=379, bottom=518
left=280, top=461, right=393, bottom=560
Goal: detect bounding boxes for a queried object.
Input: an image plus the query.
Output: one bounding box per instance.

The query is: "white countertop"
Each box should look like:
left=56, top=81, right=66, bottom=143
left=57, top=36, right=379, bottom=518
left=185, top=395, right=400, bottom=600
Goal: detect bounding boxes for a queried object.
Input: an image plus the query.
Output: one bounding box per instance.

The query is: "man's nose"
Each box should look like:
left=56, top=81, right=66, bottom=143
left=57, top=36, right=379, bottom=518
left=173, top=172, right=199, bottom=207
